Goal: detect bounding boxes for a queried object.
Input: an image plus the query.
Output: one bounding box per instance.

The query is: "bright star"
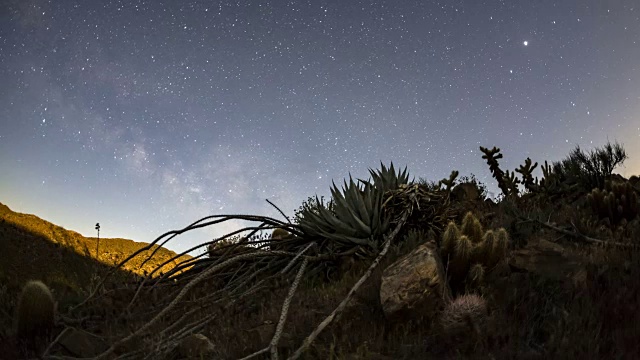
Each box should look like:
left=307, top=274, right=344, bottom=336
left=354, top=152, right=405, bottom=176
left=523, top=41, right=529, bottom=46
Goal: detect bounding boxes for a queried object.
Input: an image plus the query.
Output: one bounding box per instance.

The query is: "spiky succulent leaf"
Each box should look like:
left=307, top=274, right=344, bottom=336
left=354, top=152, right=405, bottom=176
left=330, top=180, right=372, bottom=236
left=297, top=162, right=409, bottom=252
left=301, top=196, right=358, bottom=236
left=343, top=177, right=373, bottom=229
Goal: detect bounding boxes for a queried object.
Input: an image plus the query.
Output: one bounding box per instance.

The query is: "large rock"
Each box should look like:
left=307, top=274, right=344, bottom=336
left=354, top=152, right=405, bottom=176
left=380, top=242, right=450, bottom=323
left=451, top=183, right=480, bottom=202
left=508, top=237, right=585, bottom=282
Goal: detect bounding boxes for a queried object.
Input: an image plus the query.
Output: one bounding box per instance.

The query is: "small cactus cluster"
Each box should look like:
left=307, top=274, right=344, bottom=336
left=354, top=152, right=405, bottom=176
left=440, top=212, right=510, bottom=293
left=15, top=280, right=56, bottom=341
left=586, top=179, right=639, bottom=227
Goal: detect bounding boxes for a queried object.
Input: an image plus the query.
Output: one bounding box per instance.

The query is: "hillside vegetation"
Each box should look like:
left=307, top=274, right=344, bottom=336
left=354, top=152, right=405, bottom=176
left=2, top=141, right=640, bottom=359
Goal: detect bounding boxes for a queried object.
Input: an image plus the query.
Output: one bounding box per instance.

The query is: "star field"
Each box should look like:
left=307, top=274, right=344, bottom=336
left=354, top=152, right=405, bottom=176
left=1, top=0, right=639, bottom=254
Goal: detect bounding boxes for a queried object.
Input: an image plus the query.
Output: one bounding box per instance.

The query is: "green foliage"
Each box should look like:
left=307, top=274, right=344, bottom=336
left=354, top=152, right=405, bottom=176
left=416, top=177, right=442, bottom=191
left=479, top=141, right=627, bottom=200
left=547, top=141, right=627, bottom=193
left=293, top=195, right=336, bottom=225
left=389, top=228, right=433, bottom=258
left=271, top=228, right=291, bottom=239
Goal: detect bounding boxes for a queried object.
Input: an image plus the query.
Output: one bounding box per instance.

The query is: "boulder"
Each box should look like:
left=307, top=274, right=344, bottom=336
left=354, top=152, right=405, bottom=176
left=451, top=183, right=480, bottom=202
left=380, top=242, right=450, bottom=323
left=508, top=237, right=584, bottom=282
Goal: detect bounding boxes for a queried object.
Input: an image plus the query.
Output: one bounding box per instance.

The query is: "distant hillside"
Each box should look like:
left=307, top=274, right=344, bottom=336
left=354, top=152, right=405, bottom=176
left=0, top=203, right=191, bottom=279
left=0, top=201, right=191, bottom=296
left=0, top=201, right=193, bottom=350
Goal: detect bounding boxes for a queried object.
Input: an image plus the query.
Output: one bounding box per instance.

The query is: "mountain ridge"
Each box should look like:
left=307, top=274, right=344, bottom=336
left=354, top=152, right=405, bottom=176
left=0, top=200, right=191, bottom=290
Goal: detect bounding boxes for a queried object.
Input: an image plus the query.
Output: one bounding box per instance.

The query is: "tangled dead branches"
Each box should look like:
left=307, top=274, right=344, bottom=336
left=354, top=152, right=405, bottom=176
left=52, top=193, right=415, bottom=360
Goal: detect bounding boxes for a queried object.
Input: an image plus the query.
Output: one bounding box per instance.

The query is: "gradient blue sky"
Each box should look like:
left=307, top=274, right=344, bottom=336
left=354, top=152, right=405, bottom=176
left=1, top=0, right=639, bottom=256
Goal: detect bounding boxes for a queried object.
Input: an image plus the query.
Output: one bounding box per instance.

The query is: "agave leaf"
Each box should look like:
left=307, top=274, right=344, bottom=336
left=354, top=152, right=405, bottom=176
left=319, top=214, right=360, bottom=237
left=312, top=228, right=373, bottom=246
left=347, top=177, right=372, bottom=225
left=346, top=209, right=372, bottom=235
left=301, top=201, right=358, bottom=237
left=328, top=180, right=372, bottom=236
left=330, top=184, right=358, bottom=223
left=298, top=162, right=411, bottom=250
left=307, top=189, right=371, bottom=238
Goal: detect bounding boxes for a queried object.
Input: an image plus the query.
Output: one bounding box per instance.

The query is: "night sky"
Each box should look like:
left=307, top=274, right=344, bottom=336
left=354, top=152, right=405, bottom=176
left=1, top=0, right=639, bottom=255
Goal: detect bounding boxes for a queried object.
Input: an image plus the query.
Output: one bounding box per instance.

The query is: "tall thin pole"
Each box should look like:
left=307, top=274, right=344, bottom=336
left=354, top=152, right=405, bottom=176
left=95, top=223, right=101, bottom=261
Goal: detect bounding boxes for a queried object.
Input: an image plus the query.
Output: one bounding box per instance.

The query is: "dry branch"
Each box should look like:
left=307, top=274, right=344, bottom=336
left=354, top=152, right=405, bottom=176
left=93, top=251, right=280, bottom=360
left=522, top=215, right=640, bottom=250
left=287, top=205, right=413, bottom=360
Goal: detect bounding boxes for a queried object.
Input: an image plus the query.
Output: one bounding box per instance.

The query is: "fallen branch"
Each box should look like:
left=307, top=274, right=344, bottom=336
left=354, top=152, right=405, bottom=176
left=72, top=214, right=292, bottom=312
left=239, top=256, right=310, bottom=360
left=271, top=257, right=309, bottom=360
left=522, top=215, right=640, bottom=250
left=93, top=251, right=281, bottom=360
left=287, top=206, right=413, bottom=360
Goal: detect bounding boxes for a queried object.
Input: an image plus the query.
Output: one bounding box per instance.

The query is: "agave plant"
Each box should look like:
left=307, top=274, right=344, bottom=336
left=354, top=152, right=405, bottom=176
left=298, top=162, right=412, bottom=254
